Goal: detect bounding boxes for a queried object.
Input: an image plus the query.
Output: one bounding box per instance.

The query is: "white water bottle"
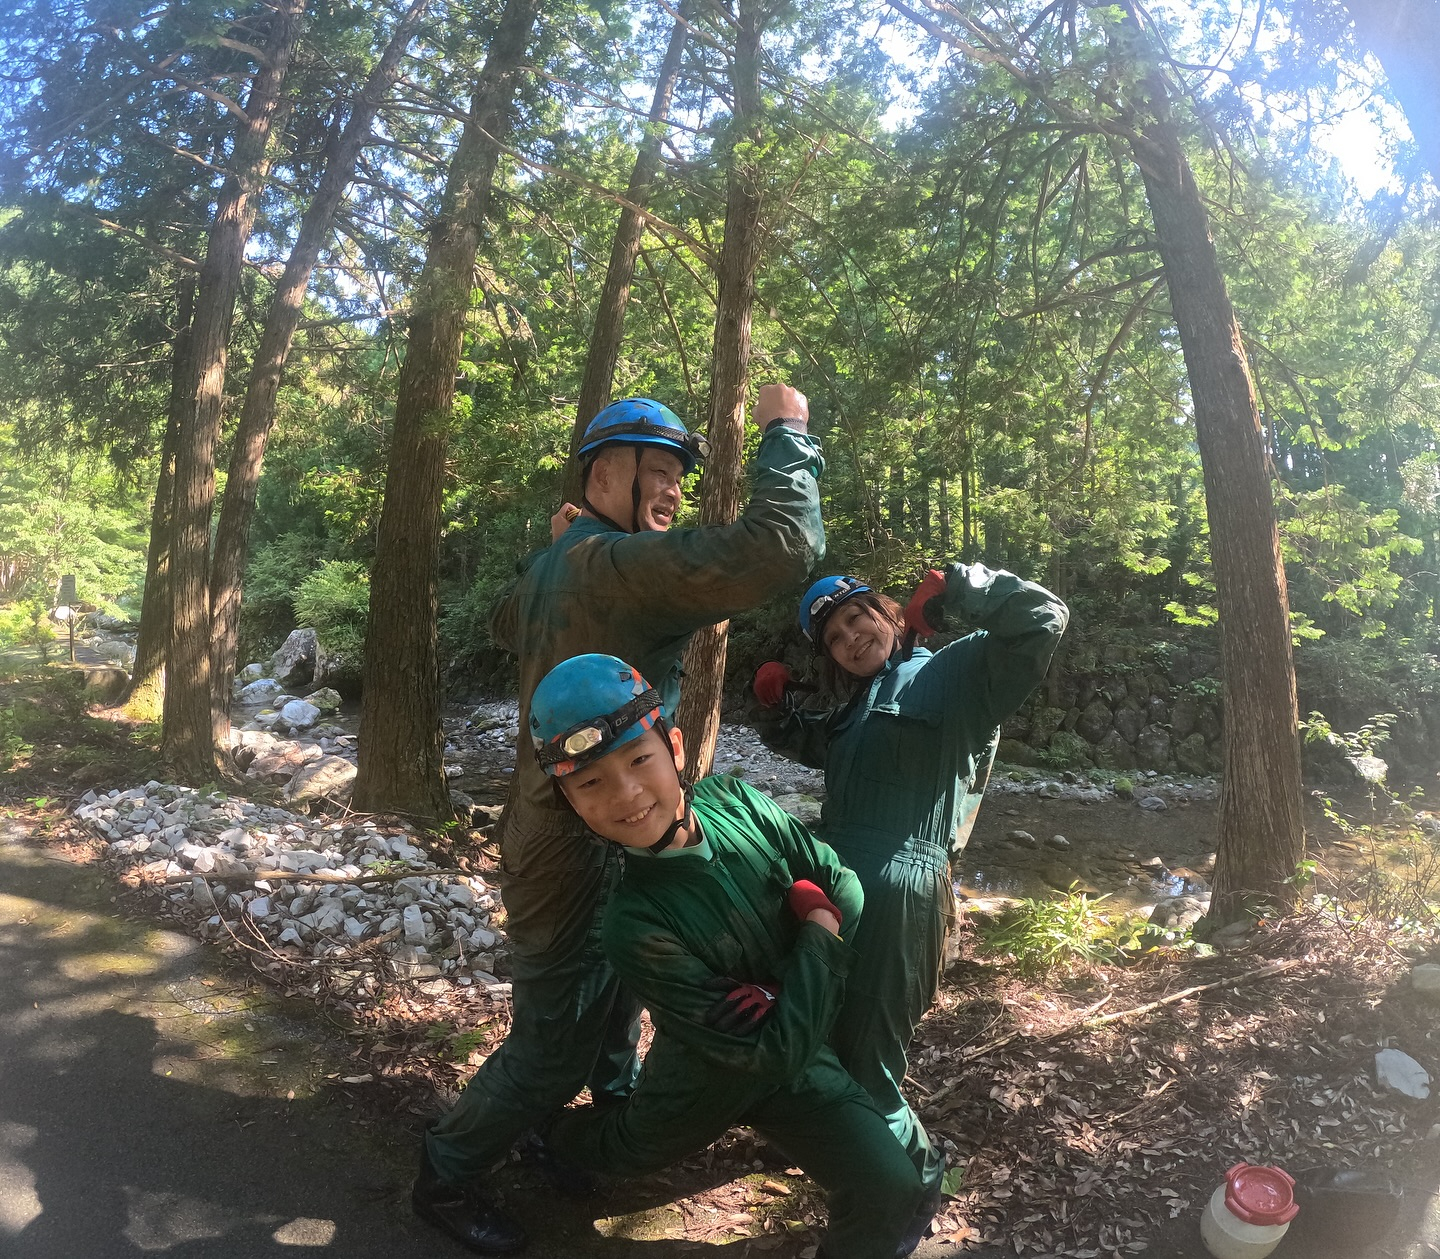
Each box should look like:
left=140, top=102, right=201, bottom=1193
left=1200, top=1162, right=1298, bottom=1259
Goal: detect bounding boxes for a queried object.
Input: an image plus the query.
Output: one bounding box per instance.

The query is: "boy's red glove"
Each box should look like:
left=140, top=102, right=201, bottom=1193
left=703, top=976, right=778, bottom=1033
left=752, top=661, right=794, bottom=708
left=903, top=568, right=948, bottom=637
left=787, top=879, right=842, bottom=927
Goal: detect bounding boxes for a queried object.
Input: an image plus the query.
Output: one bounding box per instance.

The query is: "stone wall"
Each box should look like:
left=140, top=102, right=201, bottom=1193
left=999, top=644, right=1223, bottom=775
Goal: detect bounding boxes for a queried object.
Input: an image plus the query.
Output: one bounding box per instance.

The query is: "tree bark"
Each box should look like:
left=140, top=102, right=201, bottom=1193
left=562, top=8, right=691, bottom=502
left=162, top=0, right=305, bottom=782
left=208, top=0, right=432, bottom=744
left=674, top=0, right=765, bottom=780
left=1336, top=0, right=1440, bottom=182
left=352, top=0, right=541, bottom=820
left=124, top=272, right=196, bottom=721
left=1134, top=120, right=1306, bottom=919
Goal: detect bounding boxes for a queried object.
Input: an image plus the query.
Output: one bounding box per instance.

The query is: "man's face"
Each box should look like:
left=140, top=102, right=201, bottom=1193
left=822, top=600, right=896, bottom=678
left=632, top=447, right=686, bottom=531
left=559, top=725, right=687, bottom=847
left=588, top=445, right=686, bottom=532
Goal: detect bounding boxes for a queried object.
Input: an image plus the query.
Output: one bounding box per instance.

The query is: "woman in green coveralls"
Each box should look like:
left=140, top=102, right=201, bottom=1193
left=527, top=653, right=923, bottom=1259
left=751, top=564, right=1069, bottom=1220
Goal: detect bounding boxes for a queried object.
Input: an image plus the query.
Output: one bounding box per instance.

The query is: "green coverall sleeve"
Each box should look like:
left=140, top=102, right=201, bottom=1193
left=926, top=562, right=1069, bottom=726
left=734, top=780, right=863, bottom=932
left=601, top=425, right=826, bottom=637
left=607, top=913, right=855, bottom=1086
left=751, top=693, right=836, bottom=771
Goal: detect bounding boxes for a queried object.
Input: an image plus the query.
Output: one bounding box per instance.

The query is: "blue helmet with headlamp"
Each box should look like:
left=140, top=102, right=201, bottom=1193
left=798, top=575, right=871, bottom=645
left=578, top=398, right=708, bottom=476
left=530, top=654, right=664, bottom=779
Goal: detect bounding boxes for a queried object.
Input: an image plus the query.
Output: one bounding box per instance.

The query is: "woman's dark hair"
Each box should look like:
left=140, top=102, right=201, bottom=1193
left=817, top=590, right=904, bottom=695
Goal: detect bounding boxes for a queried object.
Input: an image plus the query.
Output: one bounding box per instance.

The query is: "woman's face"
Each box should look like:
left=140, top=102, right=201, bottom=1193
left=822, top=599, right=896, bottom=678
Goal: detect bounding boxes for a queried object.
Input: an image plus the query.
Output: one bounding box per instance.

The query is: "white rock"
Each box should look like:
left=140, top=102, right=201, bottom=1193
left=239, top=662, right=268, bottom=682
left=285, top=755, right=356, bottom=804
left=278, top=927, right=303, bottom=947
left=249, top=897, right=271, bottom=919
left=402, top=904, right=427, bottom=945
left=237, top=678, right=283, bottom=706
left=469, top=926, right=497, bottom=950
left=280, top=699, right=320, bottom=730
left=1376, top=1048, right=1431, bottom=1099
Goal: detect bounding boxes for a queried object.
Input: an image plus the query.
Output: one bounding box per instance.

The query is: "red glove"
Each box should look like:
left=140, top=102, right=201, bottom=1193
left=904, top=568, right=948, bottom=638
left=787, top=879, right=842, bottom=927
left=752, top=661, right=794, bottom=708
left=703, top=976, right=778, bottom=1033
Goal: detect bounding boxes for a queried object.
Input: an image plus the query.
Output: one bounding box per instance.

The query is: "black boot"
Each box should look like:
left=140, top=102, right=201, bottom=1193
left=412, top=1135, right=526, bottom=1254
left=896, top=1182, right=943, bottom=1258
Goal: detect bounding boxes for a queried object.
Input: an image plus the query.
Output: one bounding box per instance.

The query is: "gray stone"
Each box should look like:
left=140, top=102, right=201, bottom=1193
left=1046, top=834, right=1072, bottom=851
left=278, top=926, right=304, bottom=947
left=270, top=628, right=320, bottom=688
left=307, top=686, right=343, bottom=713
left=249, top=896, right=271, bottom=919
left=1076, top=698, right=1114, bottom=744
left=402, top=904, right=427, bottom=946
left=1028, top=706, right=1067, bottom=745
left=1094, top=730, right=1137, bottom=771
left=237, top=678, right=282, bottom=706
left=445, top=883, right=476, bottom=908
left=1100, top=678, right=1128, bottom=705
left=1196, top=704, right=1222, bottom=743
left=1149, top=895, right=1207, bottom=932
left=1170, top=696, right=1199, bottom=740
left=279, top=699, right=321, bottom=730
left=1412, top=964, right=1440, bottom=996
left=285, top=755, right=357, bottom=804
left=997, top=737, right=1038, bottom=766
left=1138, top=794, right=1168, bottom=811
left=1135, top=724, right=1173, bottom=772
left=1006, top=829, right=1039, bottom=849
left=239, top=662, right=267, bottom=683
left=1113, top=701, right=1146, bottom=744
left=1175, top=732, right=1212, bottom=777
left=1375, top=1048, right=1431, bottom=1100
left=1145, top=695, right=1170, bottom=726
left=1038, top=781, right=1064, bottom=799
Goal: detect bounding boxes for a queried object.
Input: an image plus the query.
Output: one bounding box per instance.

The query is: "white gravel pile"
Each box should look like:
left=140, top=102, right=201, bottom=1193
left=72, top=783, right=509, bottom=989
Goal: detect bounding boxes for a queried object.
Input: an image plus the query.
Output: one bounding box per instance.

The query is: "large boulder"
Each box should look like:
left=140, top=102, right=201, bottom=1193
left=997, top=737, right=1038, bottom=767
left=1076, top=698, right=1113, bottom=744
left=1112, top=700, right=1146, bottom=744
left=1027, top=705, right=1067, bottom=746
left=1145, top=695, right=1170, bottom=726
left=286, top=755, right=358, bottom=804
left=270, top=628, right=319, bottom=687
left=1175, top=732, right=1213, bottom=777
left=236, top=678, right=282, bottom=706
left=247, top=741, right=324, bottom=782
left=306, top=686, right=343, bottom=713
left=1135, top=724, right=1173, bottom=771
left=82, top=665, right=130, bottom=703
left=1170, top=696, right=1199, bottom=740
left=239, top=662, right=268, bottom=683
left=1094, top=729, right=1137, bottom=771
left=95, top=639, right=136, bottom=668
left=280, top=699, right=321, bottom=730
left=1196, top=703, right=1222, bottom=743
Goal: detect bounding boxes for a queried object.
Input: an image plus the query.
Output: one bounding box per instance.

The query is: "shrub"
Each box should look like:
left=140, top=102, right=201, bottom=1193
left=1037, top=730, right=1092, bottom=769
left=294, top=560, right=370, bottom=676
left=975, top=888, right=1140, bottom=976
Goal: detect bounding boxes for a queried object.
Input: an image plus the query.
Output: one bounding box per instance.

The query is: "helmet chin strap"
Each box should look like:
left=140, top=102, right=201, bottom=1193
left=646, top=718, right=692, bottom=854
left=579, top=446, right=646, bottom=534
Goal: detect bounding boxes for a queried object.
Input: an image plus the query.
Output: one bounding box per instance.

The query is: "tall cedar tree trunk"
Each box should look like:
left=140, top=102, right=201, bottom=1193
left=562, top=9, right=690, bottom=501
left=352, top=0, right=541, bottom=819
left=124, top=273, right=196, bottom=720
left=209, top=0, right=432, bottom=739
left=162, top=0, right=305, bottom=781
left=674, top=0, right=764, bottom=780
left=1133, top=119, right=1305, bottom=918
left=1337, top=0, right=1440, bottom=181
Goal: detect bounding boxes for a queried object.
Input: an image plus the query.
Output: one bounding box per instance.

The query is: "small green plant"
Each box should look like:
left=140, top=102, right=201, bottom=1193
left=361, top=857, right=407, bottom=875
left=1036, top=731, right=1091, bottom=770
left=425, top=1020, right=493, bottom=1063
left=975, top=887, right=1128, bottom=976
left=1184, top=675, right=1221, bottom=699
left=0, top=704, right=33, bottom=771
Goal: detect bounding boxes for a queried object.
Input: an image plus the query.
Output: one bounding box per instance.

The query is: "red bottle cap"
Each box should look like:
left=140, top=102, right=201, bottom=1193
left=1225, top=1163, right=1299, bottom=1226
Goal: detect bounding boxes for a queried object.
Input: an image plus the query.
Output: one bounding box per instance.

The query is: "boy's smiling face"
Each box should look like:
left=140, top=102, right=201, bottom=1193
left=559, top=725, right=687, bottom=847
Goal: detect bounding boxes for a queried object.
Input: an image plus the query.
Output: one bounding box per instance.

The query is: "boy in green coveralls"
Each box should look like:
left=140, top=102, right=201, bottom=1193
left=528, top=653, right=924, bottom=1259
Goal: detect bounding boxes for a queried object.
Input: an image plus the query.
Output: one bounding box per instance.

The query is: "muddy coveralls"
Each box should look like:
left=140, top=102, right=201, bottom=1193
left=549, top=774, right=923, bottom=1259
left=757, top=563, right=1068, bottom=1196
left=425, top=425, right=826, bottom=1186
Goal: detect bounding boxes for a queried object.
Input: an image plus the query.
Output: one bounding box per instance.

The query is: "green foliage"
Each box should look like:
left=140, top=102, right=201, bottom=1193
left=239, top=534, right=328, bottom=658
left=294, top=560, right=369, bottom=662
left=975, top=888, right=1134, bottom=977
left=0, top=703, right=33, bottom=770
left=1036, top=731, right=1092, bottom=770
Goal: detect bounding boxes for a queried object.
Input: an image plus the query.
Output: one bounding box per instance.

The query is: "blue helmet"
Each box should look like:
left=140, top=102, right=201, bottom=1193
left=530, top=654, right=664, bottom=778
left=578, top=398, right=708, bottom=475
left=799, top=575, right=871, bottom=644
